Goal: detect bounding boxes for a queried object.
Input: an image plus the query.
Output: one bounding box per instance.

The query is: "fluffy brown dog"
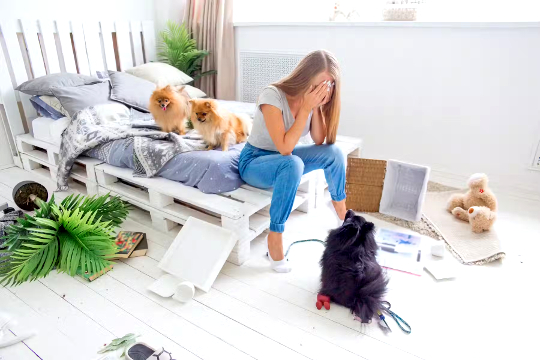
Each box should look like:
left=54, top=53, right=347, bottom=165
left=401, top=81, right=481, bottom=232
left=189, top=99, right=252, bottom=151
left=149, top=85, right=189, bottom=134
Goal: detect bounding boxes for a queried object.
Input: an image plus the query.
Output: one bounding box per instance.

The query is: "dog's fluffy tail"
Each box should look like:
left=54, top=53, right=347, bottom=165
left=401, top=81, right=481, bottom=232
left=353, top=263, right=388, bottom=323
left=237, top=113, right=253, bottom=136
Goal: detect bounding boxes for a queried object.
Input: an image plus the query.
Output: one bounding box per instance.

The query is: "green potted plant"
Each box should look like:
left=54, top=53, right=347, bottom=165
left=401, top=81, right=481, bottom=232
left=158, top=21, right=216, bottom=82
left=0, top=194, right=129, bottom=286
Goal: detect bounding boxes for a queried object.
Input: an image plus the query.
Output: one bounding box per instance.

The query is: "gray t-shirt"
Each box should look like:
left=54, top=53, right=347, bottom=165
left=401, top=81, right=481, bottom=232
left=247, top=85, right=311, bottom=151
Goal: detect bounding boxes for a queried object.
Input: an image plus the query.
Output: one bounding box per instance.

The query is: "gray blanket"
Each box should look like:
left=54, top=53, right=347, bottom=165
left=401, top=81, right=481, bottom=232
left=56, top=106, right=206, bottom=190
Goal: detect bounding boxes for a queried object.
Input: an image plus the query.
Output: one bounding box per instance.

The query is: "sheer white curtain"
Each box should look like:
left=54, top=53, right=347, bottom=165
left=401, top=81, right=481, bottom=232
left=183, top=0, right=236, bottom=99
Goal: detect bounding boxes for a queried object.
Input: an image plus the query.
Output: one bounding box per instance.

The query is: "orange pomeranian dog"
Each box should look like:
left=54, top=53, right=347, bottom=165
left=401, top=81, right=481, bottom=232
left=149, top=85, right=189, bottom=134
left=189, top=99, right=252, bottom=151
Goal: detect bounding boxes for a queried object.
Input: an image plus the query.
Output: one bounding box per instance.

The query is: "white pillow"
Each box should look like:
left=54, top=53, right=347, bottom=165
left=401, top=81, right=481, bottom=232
left=126, top=63, right=193, bottom=87
left=183, top=85, right=206, bottom=99
left=93, top=103, right=131, bottom=125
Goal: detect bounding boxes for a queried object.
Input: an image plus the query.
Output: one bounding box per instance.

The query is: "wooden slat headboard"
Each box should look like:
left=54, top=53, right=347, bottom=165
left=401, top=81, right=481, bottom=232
left=0, top=19, right=156, bottom=164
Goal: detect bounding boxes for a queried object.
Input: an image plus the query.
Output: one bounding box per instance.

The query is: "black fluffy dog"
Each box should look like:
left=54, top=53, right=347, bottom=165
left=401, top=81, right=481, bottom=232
left=320, top=210, right=388, bottom=323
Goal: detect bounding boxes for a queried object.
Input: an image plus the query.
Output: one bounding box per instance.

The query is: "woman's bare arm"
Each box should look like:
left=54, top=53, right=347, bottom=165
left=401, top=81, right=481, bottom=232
left=261, top=104, right=311, bottom=155
left=262, top=81, right=328, bottom=155
left=310, top=107, right=326, bottom=145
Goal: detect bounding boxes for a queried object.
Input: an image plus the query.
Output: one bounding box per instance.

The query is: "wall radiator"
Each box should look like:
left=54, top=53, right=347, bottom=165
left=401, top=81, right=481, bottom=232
left=239, top=51, right=305, bottom=103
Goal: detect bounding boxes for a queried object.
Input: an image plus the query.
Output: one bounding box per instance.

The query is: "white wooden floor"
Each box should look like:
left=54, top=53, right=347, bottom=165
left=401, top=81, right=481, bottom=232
left=0, top=166, right=538, bottom=360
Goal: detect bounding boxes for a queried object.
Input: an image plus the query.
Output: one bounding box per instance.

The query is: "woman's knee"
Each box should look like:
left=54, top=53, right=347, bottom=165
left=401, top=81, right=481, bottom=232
left=280, top=155, right=304, bottom=180
left=323, top=144, right=345, bottom=165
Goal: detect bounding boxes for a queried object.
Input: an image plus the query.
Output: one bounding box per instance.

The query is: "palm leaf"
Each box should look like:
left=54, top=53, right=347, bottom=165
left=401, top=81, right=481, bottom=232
left=60, top=193, right=129, bottom=227
left=0, top=219, right=59, bottom=286
left=0, top=191, right=128, bottom=286
left=56, top=206, right=116, bottom=276
left=192, top=70, right=217, bottom=82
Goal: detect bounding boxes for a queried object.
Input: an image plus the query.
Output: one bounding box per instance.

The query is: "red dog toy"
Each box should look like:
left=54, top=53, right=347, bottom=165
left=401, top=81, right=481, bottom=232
left=316, top=294, right=331, bottom=310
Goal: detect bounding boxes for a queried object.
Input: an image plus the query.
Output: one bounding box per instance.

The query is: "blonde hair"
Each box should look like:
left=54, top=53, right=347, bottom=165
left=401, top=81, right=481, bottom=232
left=273, top=50, right=341, bottom=144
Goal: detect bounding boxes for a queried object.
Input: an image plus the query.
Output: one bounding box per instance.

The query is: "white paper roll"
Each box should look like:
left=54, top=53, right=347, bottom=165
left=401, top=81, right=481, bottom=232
left=173, top=281, right=195, bottom=302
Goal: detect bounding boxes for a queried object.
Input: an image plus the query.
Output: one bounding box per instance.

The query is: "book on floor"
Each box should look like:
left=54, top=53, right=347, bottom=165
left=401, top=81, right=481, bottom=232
left=113, top=231, right=146, bottom=259
left=130, top=236, right=148, bottom=258
left=77, top=264, right=114, bottom=282
left=375, top=228, right=423, bottom=276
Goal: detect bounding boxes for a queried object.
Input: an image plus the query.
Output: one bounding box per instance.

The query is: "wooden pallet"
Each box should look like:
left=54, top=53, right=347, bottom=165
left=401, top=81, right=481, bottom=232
left=94, top=163, right=313, bottom=264
left=15, top=133, right=362, bottom=265
left=16, top=134, right=102, bottom=195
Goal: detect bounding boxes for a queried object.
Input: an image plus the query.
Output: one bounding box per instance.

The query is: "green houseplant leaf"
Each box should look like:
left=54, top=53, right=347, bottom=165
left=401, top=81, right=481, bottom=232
left=157, top=21, right=215, bottom=81
left=98, top=333, right=139, bottom=355
left=0, top=193, right=129, bottom=286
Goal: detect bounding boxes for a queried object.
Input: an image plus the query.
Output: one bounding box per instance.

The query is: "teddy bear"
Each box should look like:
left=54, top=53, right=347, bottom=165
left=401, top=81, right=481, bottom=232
left=447, top=173, right=498, bottom=231
left=452, top=206, right=496, bottom=233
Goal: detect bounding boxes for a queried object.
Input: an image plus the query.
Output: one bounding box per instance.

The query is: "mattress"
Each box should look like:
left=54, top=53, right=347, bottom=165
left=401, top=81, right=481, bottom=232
left=85, top=138, right=245, bottom=194
left=83, top=100, right=258, bottom=194
left=32, top=116, right=70, bottom=147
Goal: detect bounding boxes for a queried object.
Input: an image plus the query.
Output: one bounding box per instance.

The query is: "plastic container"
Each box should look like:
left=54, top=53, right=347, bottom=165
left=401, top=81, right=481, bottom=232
left=379, top=159, right=430, bottom=221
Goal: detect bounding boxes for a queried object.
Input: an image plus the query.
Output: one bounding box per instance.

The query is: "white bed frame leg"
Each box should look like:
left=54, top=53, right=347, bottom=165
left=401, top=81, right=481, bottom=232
left=96, top=170, right=117, bottom=185
left=21, top=155, right=41, bottom=171
left=16, top=137, right=33, bottom=153
left=222, top=216, right=250, bottom=265
left=149, top=189, right=173, bottom=207
left=48, top=151, right=59, bottom=166
left=148, top=189, right=178, bottom=232
left=312, top=170, right=326, bottom=208
left=86, top=182, right=98, bottom=196
left=151, top=213, right=177, bottom=232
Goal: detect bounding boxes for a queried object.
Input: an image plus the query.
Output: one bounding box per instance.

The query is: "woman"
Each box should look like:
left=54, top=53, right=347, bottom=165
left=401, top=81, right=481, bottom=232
left=239, top=50, right=346, bottom=273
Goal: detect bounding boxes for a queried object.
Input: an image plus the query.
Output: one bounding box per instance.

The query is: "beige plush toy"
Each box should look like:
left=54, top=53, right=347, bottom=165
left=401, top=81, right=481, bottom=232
left=447, top=173, right=498, bottom=231
left=452, top=206, right=496, bottom=233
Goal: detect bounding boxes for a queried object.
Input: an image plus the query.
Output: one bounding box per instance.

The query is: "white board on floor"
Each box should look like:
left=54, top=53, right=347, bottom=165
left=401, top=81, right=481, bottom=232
left=158, top=217, right=237, bottom=292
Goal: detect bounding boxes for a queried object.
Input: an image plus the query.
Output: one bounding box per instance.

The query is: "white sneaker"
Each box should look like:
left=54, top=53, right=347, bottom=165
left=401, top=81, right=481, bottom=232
left=267, top=243, right=292, bottom=273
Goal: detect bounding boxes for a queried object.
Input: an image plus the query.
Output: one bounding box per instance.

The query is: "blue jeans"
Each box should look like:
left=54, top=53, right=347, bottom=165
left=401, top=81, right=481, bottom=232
left=239, top=142, right=346, bottom=233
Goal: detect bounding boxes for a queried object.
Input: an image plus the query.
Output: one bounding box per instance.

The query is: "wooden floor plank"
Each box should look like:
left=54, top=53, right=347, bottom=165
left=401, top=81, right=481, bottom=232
left=225, top=233, right=427, bottom=359
left=0, top=287, right=87, bottom=360
left=197, top=288, right=362, bottom=360
left=123, top=245, right=364, bottom=360
left=40, top=271, right=200, bottom=360
left=0, top=339, right=38, bottom=360
left=109, top=261, right=304, bottom=360
left=85, top=272, right=252, bottom=360
left=7, top=280, right=114, bottom=356
left=212, top=273, right=420, bottom=360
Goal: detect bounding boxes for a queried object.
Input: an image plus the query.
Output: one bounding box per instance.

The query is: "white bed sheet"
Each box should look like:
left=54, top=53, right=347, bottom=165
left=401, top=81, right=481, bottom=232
left=32, top=117, right=70, bottom=147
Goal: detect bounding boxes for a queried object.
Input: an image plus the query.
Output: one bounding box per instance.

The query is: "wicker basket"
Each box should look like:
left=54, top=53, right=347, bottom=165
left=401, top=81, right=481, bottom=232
left=346, top=158, right=387, bottom=212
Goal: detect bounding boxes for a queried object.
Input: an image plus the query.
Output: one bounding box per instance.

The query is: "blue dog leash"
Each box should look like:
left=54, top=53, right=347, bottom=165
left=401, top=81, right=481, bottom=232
left=378, top=301, right=411, bottom=334
left=284, top=239, right=326, bottom=257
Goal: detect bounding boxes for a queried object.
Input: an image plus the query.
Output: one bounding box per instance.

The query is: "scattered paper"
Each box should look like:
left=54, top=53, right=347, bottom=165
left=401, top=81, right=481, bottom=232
left=424, top=261, right=457, bottom=280
left=376, top=228, right=423, bottom=276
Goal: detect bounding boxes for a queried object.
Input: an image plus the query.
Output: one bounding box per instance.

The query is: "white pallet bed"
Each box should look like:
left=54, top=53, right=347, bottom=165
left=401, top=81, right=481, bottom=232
left=0, top=18, right=362, bottom=265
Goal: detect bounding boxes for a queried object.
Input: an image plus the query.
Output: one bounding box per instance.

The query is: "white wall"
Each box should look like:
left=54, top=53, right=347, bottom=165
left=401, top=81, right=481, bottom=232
left=0, top=0, right=154, bottom=22
left=235, top=24, right=540, bottom=198
left=154, top=0, right=186, bottom=35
